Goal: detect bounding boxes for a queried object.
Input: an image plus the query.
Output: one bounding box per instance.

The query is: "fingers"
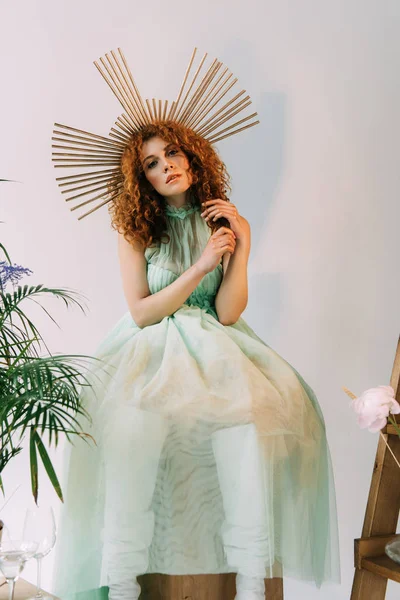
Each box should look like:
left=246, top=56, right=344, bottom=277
left=212, top=226, right=235, bottom=238
left=206, top=209, right=236, bottom=222
left=212, top=230, right=236, bottom=256
left=201, top=202, right=238, bottom=222
left=218, top=242, right=236, bottom=255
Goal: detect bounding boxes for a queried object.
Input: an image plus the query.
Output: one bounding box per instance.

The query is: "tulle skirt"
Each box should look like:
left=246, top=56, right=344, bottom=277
left=53, top=305, right=341, bottom=598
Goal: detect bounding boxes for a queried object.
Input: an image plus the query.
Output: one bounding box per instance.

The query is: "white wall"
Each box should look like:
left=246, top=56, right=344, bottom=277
left=1, top=0, right=400, bottom=597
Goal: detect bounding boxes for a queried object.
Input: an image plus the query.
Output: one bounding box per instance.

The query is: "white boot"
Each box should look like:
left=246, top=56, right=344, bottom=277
left=211, top=423, right=273, bottom=600
left=102, top=407, right=169, bottom=600
left=235, top=574, right=265, bottom=600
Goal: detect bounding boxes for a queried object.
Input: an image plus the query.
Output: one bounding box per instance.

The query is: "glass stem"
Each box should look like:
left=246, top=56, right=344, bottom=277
left=7, top=579, right=15, bottom=600
left=36, top=556, right=43, bottom=598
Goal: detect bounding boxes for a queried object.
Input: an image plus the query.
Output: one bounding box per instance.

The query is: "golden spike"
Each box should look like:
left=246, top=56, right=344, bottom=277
left=109, top=131, right=130, bottom=144
left=64, top=180, right=123, bottom=202
left=162, top=100, right=168, bottom=120
left=52, top=136, right=120, bottom=152
left=109, top=127, right=131, bottom=142
left=52, top=158, right=120, bottom=167
left=196, top=91, right=247, bottom=135
left=167, top=101, right=176, bottom=121
left=207, top=119, right=260, bottom=143
left=201, top=101, right=252, bottom=137
left=186, top=67, right=230, bottom=129
left=97, top=57, right=139, bottom=130
left=110, top=49, right=148, bottom=126
left=189, top=73, right=236, bottom=130
left=57, top=169, right=123, bottom=186
left=77, top=190, right=121, bottom=220
left=117, top=115, right=135, bottom=143
left=117, top=48, right=151, bottom=124
left=152, top=98, right=158, bottom=120
left=60, top=181, right=122, bottom=194
left=146, top=99, right=155, bottom=122
left=56, top=168, right=118, bottom=182
left=95, top=61, right=138, bottom=133
left=71, top=185, right=122, bottom=211
left=54, top=162, right=120, bottom=168
left=174, top=52, right=207, bottom=121
left=115, top=117, right=133, bottom=137
left=158, top=99, right=162, bottom=121
left=205, top=111, right=257, bottom=140
left=104, top=53, right=143, bottom=129
left=192, top=78, right=240, bottom=133
left=179, top=58, right=219, bottom=125
left=119, top=113, right=135, bottom=131
left=53, top=163, right=120, bottom=170
left=60, top=175, right=122, bottom=193
left=52, top=150, right=121, bottom=160
left=169, top=47, right=197, bottom=121
left=54, top=123, right=125, bottom=148
left=52, top=145, right=122, bottom=158
left=181, top=61, right=222, bottom=127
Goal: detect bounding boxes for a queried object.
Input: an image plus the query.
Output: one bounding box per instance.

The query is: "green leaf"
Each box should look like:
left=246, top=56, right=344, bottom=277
left=0, top=243, right=12, bottom=264
left=0, top=246, right=100, bottom=505
left=30, top=428, right=38, bottom=504
left=33, top=431, right=64, bottom=503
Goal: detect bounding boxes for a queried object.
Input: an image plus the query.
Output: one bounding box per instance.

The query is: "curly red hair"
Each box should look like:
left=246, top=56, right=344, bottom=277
left=108, top=121, right=232, bottom=248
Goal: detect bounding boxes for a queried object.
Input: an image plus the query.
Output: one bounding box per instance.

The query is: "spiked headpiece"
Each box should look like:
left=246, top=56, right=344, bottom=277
left=52, top=47, right=260, bottom=220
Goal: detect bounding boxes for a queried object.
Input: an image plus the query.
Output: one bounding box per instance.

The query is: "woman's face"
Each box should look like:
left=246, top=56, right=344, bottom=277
left=140, top=136, right=192, bottom=199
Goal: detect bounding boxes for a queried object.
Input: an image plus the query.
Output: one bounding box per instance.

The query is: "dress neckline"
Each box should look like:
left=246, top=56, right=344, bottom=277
left=164, top=201, right=200, bottom=219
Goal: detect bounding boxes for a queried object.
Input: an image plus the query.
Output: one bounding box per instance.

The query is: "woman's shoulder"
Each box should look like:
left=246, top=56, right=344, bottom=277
left=117, top=231, right=146, bottom=254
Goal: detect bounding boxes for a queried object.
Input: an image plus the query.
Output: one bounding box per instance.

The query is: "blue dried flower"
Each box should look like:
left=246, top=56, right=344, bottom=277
left=0, top=261, right=33, bottom=290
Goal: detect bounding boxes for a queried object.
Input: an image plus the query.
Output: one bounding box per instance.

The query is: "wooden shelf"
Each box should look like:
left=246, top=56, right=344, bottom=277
left=361, top=555, right=400, bottom=584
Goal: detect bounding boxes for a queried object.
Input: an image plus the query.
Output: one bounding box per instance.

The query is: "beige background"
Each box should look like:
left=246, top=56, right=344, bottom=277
left=1, top=0, right=400, bottom=597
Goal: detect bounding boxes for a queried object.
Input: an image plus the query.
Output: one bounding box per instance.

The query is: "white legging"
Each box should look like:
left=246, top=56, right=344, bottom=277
left=102, top=407, right=169, bottom=600
left=102, top=414, right=272, bottom=599
left=211, top=423, right=274, bottom=579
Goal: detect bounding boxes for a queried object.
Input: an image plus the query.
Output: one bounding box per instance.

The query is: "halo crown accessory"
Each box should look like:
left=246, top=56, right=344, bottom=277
left=52, top=47, right=260, bottom=220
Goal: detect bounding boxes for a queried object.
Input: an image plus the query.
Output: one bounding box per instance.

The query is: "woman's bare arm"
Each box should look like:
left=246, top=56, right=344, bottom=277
left=117, top=232, right=206, bottom=328
left=214, top=218, right=251, bottom=325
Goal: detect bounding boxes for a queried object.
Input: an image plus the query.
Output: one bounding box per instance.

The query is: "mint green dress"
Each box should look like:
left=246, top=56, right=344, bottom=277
left=53, top=201, right=341, bottom=598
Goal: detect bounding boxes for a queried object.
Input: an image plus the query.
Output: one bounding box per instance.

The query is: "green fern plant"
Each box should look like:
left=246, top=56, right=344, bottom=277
left=0, top=186, right=100, bottom=503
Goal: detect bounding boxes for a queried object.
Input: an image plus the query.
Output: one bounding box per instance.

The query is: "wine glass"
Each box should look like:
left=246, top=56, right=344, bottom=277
left=0, top=540, right=38, bottom=600
left=22, top=507, right=56, bottom=600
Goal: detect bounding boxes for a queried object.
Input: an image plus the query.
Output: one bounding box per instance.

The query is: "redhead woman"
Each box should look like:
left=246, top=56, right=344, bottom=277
left=53, top=120, right=340, bottom=600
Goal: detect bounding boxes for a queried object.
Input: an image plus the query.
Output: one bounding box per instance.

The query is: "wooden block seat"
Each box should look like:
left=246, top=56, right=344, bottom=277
left=137, top=573, right=284, bottom=599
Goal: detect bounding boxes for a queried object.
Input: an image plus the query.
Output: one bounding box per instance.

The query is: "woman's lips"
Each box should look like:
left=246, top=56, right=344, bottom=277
left=166, top=174, right=182, bottom=184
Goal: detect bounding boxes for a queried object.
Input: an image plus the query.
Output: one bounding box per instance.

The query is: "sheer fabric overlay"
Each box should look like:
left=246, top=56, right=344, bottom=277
left=53, top=202, right=341, bottom=599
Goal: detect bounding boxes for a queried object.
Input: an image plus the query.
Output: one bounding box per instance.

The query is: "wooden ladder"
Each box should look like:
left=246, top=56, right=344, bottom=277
left=351, top=335, right=400, bottom=599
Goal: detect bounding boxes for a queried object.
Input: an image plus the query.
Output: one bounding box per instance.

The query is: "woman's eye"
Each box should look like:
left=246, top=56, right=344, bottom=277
left=147, top=149, right=178, bottom=169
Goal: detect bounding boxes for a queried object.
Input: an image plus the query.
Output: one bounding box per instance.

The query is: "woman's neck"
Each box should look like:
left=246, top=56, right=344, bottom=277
left=164, top=188, right=193, bottom=209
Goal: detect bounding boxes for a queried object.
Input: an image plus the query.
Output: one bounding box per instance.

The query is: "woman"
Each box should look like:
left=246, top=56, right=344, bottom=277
left=53, top=121, right=341, bottom=600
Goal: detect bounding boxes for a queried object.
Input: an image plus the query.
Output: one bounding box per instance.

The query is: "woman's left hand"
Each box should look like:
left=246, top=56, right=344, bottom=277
left=200, top=199, right=248, bottom=242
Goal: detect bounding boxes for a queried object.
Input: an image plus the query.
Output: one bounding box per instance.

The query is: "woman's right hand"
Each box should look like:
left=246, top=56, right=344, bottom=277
left=196, top=227, right=236, bottom=275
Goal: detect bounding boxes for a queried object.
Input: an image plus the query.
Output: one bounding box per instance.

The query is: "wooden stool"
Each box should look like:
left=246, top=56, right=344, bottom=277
left=138, top=573, right=284, bottom=599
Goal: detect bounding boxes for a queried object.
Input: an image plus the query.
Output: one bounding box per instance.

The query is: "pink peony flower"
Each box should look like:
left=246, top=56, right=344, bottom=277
left=351, top=385, right=400, bottom=433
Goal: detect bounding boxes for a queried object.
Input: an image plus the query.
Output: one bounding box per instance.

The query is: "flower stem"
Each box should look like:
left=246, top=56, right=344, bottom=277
left=379, top=429, right=400, bottom=470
